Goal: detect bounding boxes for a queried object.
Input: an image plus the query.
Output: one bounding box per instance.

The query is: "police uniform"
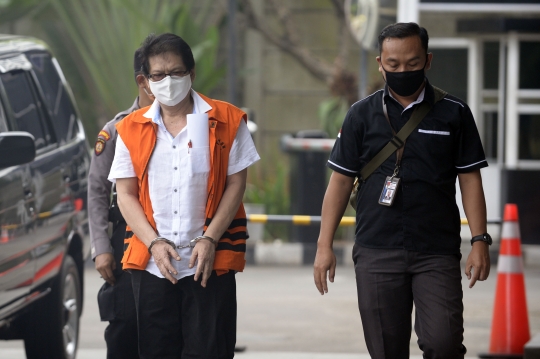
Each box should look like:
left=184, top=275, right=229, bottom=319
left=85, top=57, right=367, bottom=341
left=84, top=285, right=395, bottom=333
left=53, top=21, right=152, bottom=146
left=88, top=97, right=141, bottom=359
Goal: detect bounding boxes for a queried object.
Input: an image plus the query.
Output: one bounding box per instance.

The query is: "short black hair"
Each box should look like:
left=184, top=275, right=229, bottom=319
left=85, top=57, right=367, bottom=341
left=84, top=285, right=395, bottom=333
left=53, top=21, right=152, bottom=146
left=133, top=47, right=144, bottom=82
left=140, top=33, right=195, bottom=75
left=378, top=22, right=429, bottom=53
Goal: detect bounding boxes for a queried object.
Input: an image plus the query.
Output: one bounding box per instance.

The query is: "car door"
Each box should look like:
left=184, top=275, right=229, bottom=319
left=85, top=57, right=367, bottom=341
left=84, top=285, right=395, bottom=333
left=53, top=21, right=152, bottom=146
left=26, top=50, right=91, bottom=285
left=0, top=66, right=67, bottom=293
left=0, top=90, right=35, bottom=311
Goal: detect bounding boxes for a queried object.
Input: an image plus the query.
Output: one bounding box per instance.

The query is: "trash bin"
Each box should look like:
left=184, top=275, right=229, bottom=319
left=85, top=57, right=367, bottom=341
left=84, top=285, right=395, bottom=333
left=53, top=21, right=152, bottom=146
left=282, top=130, right=333, bottom=248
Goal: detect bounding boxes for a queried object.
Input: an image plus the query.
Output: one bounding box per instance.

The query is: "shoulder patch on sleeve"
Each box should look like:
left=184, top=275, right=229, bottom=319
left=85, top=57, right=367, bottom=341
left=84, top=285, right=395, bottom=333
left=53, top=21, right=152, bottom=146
left=94, top=138, right=106, bottom=156
left=98, top=130, right=111, bottom=141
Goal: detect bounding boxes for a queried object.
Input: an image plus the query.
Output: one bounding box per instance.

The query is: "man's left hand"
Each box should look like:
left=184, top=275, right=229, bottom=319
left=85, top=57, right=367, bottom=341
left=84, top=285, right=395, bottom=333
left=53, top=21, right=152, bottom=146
left=189, top=239, right=216, bottom=287
left=465, top=241, right=490, bottom=288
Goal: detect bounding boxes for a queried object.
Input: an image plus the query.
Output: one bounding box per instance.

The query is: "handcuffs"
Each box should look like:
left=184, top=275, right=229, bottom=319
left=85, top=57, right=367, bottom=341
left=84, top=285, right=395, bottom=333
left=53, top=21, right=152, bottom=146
left=147, top=235, right=216, bottom=254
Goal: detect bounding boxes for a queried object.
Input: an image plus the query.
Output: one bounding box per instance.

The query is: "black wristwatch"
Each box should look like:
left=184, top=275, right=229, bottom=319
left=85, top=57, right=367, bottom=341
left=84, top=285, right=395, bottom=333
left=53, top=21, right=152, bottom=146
left=470, top=233, right=492, bottom=246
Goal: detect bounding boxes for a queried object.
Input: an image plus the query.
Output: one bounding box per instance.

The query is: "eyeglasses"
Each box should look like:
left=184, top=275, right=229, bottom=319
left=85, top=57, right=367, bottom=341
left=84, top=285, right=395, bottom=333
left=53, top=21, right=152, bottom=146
left=147, top=70, right=190, bottom=82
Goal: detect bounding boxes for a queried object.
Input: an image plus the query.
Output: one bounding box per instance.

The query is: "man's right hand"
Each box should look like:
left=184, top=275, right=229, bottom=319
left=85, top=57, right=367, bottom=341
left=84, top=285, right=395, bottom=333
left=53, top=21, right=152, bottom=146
left=151, top=241, right=181, bottom=284
left=95, top=253, right=116, bottom=286
left=313, top=246, right=336, bottom=295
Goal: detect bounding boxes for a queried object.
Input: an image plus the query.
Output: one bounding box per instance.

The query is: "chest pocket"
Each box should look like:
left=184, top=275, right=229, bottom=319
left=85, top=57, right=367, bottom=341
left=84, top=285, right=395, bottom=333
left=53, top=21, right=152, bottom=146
left=189, top=146, right=210, bottom=177
left=417, top=128, right=453, bottom=158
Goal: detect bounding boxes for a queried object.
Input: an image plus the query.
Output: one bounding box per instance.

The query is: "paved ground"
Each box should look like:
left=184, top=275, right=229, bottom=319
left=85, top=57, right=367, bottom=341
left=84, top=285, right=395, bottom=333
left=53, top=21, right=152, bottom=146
left=1, top=262, right=539, bottom=358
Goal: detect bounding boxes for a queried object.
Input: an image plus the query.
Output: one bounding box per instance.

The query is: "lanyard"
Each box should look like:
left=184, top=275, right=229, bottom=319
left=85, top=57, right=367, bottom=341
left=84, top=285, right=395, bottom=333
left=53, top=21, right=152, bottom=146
left=382, top=96, right=404, bottom=178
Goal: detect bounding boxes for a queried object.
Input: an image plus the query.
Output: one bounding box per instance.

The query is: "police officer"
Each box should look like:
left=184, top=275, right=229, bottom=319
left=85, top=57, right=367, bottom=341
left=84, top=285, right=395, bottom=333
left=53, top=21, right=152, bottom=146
left=88, top=48, right=154, bottom=359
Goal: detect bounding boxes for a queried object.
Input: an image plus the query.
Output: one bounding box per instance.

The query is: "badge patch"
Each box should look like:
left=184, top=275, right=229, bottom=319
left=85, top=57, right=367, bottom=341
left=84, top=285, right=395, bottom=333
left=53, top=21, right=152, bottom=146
left=98, top=130, right=111, bottom=141
left=95, top=138, right=106, bottom=156
left=378, top=176, right=400, bottom=207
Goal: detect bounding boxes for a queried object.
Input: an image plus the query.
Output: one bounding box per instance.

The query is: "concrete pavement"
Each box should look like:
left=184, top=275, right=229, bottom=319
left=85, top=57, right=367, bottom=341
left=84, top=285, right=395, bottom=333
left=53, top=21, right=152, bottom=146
left=0, top=262, right=539, bottom=358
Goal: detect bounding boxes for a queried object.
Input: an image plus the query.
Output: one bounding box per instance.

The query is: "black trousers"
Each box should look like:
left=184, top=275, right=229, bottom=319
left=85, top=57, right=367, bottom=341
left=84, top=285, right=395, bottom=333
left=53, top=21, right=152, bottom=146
left=353, top=244, right=467, bottom=359
left=98, top=221, right=140, bottom=359
left=131, top=269, right=237, bottom=359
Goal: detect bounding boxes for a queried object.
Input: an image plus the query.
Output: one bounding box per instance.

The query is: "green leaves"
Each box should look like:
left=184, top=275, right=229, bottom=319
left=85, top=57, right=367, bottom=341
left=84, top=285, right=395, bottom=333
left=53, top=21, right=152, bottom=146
left=1, top=0, right=225, bottom=135
left=318, top=96, right=348, bottom=138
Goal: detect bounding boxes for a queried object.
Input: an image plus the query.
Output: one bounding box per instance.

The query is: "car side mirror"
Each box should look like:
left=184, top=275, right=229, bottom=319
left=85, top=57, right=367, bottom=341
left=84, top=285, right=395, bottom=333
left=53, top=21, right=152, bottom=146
left=0, top=132, right=36, bottom=169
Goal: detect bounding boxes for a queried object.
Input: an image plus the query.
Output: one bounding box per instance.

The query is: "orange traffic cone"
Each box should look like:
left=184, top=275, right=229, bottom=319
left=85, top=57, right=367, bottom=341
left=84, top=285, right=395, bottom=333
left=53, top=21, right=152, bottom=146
left=480, top=203, right=530, bottom=358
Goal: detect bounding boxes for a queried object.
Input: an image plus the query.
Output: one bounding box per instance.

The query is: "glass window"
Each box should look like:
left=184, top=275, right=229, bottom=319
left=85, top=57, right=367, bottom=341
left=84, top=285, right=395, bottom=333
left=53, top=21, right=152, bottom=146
left=0, top=71, right=49, bottom=150
left=483, top=111, right=498, bottom=159
left=519, top=42, right=540, bottom=90
left=28, top=52, right=78, bottom=144
left=483, top=42, right=499, bottom=90
left=428, top=48, right=468, bottom=101
left=519, top=114, right=540, bottom=160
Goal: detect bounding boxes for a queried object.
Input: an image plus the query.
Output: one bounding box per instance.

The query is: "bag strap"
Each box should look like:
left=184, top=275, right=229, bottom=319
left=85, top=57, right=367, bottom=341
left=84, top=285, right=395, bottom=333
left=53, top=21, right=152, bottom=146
left=358, top=86, right=447, bottom=182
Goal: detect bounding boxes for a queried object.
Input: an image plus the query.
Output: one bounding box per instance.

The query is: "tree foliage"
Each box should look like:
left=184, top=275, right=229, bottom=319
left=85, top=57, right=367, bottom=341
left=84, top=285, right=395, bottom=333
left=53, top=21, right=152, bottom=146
left=0, top=0, right=225, bottom=135
left=238, top=0, right=358, bottom=105
left=238, top=0, right=363, bottom=139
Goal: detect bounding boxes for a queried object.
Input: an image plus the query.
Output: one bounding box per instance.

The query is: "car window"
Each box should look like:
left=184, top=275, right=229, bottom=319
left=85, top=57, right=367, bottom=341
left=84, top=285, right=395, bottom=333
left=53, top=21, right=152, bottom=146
left=0, top=70, right=52, bottom=150
left=28, top=52, right=78, bottom=144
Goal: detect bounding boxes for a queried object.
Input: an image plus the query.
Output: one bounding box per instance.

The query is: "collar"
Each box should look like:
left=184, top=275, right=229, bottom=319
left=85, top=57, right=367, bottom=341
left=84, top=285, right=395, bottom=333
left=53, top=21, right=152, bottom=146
left=383, top=79, right=434, bottom=112
left=138, top=89, right=213, bottom=123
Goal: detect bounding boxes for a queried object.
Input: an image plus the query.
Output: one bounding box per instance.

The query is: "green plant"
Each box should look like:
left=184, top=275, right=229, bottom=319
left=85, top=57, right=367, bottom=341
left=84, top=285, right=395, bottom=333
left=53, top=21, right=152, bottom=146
left=318, top=96, right=348, bottom=138
left=244, top=159, right=289, bottom=215
left=0, top=0, right=225, bottom=136
left=244, top=158, right=291, bottom=240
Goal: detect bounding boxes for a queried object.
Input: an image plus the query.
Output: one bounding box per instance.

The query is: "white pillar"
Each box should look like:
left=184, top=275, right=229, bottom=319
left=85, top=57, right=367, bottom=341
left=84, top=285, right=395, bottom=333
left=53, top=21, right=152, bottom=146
left=497, top=37, right=507, bottom=166
left=468, top=39, right=482, bottom=136
left=397, top=0, right=420, bottom=23
left=505, top=32, right=519, bottom=168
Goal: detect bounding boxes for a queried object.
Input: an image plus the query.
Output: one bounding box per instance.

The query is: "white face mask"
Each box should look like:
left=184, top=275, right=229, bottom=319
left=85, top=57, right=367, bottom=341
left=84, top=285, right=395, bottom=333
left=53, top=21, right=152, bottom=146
left=149, top=75, right=191, bottom=107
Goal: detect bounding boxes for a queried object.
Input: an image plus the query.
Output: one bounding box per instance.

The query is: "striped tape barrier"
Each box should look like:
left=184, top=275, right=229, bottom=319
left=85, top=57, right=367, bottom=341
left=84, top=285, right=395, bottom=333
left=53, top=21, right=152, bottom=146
left=247, top=214, right=500, bottom=226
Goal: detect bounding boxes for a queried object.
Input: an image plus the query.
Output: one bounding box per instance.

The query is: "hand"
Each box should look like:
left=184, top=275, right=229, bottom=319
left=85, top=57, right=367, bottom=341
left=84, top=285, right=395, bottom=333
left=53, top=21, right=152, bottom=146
left=189, top=239, right=216, bottom=287
left=313, top=246, right=336, bottom=295
left=465, top=241, right=490, bottom=288
left=95, top=253, right=116, bottom=286
left=151, top=241, right=181, bottom=284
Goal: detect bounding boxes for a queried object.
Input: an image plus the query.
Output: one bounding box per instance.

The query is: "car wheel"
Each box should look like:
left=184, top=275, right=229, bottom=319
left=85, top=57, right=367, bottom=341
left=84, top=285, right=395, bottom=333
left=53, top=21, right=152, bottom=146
left=24, top=255, right=81, bottom=359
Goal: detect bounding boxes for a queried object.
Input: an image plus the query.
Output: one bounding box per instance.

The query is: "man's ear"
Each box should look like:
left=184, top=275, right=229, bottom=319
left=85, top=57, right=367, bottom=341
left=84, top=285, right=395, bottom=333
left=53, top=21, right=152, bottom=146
left=136, top=74, right=147, bottom=88
left=425, top=53, right=433, bottom=71
left=190, top=68, right=196, bottom=84
left=376, top=56, right=383, bottom=74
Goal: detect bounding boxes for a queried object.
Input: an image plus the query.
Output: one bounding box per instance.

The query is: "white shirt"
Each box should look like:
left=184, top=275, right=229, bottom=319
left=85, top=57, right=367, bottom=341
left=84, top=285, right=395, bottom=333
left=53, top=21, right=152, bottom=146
left=109, top=90, right=260, bottom=279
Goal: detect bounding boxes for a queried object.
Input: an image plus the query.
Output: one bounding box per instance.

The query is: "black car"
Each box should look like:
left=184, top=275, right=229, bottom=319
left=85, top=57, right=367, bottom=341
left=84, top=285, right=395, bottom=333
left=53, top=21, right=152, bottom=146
left=0, top=35, right=90, bottom=359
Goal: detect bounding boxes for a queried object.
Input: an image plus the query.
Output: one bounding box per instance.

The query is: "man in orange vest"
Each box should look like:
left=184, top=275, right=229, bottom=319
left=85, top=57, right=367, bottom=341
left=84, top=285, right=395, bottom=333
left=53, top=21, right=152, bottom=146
left=108, top=33, right=259, bottom=358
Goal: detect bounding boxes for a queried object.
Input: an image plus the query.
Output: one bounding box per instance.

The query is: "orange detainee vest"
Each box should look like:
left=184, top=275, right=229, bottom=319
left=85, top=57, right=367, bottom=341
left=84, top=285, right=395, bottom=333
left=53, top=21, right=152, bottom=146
left=116, top=93, right=248, bottom=275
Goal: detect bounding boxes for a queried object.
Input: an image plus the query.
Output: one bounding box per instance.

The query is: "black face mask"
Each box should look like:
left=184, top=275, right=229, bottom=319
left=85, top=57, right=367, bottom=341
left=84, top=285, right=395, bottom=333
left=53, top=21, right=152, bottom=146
left=382, top=60, right=427, bottom=97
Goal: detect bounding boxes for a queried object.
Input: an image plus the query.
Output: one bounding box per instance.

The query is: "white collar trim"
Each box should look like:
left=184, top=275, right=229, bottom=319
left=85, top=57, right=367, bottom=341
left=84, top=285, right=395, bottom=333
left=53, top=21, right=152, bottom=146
left=389, top=87, right=426, bottom=113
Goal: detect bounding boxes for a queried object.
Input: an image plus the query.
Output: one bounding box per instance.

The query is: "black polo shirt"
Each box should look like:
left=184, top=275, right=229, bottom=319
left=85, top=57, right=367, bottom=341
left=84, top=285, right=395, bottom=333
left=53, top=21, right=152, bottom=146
left=328, top=80, right=487, bottom=254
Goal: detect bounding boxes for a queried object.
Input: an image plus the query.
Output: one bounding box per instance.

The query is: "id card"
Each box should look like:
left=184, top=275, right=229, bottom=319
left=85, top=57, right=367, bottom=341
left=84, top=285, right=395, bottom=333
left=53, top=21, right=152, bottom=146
left=379, top=176, right=400, bottom=206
